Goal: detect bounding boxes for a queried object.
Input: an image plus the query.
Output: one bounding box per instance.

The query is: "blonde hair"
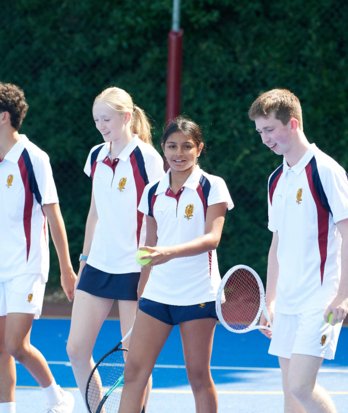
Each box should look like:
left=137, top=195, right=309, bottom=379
left=248, top=88, right=303, bottom=130
left=94, top=87, right=152, bottom=144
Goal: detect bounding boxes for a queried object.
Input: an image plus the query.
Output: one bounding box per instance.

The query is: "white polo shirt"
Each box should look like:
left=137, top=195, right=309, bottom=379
left=268, top=144, right=348, bottom=314
left=138, top=166, right=233, bottom=305
left=84, top=135, right=164, bottom=273
left=0, top=135, right=58, bottom=282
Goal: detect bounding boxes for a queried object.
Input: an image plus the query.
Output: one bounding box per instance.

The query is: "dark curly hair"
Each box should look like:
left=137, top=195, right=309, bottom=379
left=0, top=82, right=29, bottom=130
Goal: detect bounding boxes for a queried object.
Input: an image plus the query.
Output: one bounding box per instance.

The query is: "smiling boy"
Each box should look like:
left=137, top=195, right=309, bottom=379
left=249, top=88, right=348, bottom=413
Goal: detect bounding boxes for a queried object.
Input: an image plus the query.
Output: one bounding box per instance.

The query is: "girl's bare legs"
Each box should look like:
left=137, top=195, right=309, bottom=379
left=180, top=318, right=218, bottom=413
left=118, top=300, right=137, bottom=339
left=118, top=300, right=152, bottom=409
left=118, top=311, right=172, bottom=413
left=67, top=290, right=114, bottom=397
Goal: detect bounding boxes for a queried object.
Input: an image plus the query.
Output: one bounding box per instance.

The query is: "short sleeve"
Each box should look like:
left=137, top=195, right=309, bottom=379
left=144, top=149, right=164, bottom=183
left=321, top=164, right=348, bottom=224
left=84, top=151, right=92, bottom=177
left=138, top=183, right=151, bottom=215
left=32, top=151, right=59, bottom=205
left=208, top=176, right=234, bottom=210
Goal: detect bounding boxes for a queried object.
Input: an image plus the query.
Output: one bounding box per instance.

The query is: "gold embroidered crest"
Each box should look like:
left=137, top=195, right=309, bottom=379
left=321, top=334, right=327, bottom=346
left=6, top=174, right=14, bottom=188
left=184, top=204, right=194, bottom=219
left=118, top=177, right=127, bottom=191
left=296, top=188, right=303, bottom=204
left=27, top=293, right=33, bottom=303
left=199, top=303, right=206, bottom=308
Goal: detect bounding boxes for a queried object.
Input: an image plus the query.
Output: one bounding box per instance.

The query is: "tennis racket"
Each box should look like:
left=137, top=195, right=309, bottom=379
left=216, top=264, right=272, bottom=333
left=85, top=328, right=132, bottom=413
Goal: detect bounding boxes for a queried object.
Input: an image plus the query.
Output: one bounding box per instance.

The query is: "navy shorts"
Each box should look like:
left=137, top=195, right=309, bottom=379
left=139, top=297, right=217, bottom=325
left=77, top=264, right=140, bottom=300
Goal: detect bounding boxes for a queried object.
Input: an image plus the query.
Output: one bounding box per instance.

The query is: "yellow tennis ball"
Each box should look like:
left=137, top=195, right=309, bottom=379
left=328, top=313, right=334, bottom=325
left=135, top=249, right=152, bottom=266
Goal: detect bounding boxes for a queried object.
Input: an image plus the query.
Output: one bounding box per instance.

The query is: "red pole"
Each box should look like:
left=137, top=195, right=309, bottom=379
left=166, top=29, right=183, bottom=124
left=166, top=0, right=183, bottom=125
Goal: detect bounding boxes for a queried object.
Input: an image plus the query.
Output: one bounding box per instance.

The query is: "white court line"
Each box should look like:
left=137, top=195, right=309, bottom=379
left=150, top=389, right=348, bottom=396
left=16, top=386, right=348, bottom=396
left=32, top=361, right=348, bottom=374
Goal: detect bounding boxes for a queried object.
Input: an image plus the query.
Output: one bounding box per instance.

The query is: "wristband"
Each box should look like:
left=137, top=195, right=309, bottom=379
left=79, top=254, right=88, bottom=262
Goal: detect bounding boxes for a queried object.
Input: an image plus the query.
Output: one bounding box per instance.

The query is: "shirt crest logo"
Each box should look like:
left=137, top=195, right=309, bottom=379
left=118, top=177, right=127, bottom=191
left=320, top=334, right=327, bottom=346
left=296, top=188, right=303, bottom=204
left=184, top=204, right=194, bottom=219
left=199, top=303, right=206, bottom=308
left=6, top=174, right=14, bottom=188
left=27, top=293, right=33, bottom=303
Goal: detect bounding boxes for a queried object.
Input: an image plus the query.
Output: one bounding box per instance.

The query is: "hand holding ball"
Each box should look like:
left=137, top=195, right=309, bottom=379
left=136, top=249, right=152, bottom=266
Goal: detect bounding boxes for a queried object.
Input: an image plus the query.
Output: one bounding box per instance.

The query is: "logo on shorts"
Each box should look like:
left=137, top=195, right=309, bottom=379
left=6, top=174, right=14, bottom=188
left=296, top=188, right=303, bottom=204
left=199, top=303, right=206, bottom=308
left=184, top=204, right=194, bottom=219
left=118, top=177, right=127, bottom=191
left=27, top=293, right=33, bottom=303
left=321, top=334, right=327, bottom=346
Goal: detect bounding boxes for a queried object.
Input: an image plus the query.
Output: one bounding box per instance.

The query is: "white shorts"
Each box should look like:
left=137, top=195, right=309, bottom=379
left=0, top=274, right=46, bottom=319
left=269, top=310, right=342, bottom=360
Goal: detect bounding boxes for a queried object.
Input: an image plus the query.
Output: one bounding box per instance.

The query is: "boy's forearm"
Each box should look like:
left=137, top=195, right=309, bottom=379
left=43, top=203, right=73, bottom=272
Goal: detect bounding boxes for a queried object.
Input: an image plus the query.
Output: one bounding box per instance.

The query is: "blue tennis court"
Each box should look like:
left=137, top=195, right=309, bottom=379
left=16, top=318, right=348, bottom=412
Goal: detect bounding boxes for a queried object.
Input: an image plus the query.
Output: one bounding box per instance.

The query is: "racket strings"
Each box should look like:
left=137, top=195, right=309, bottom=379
left=86, top=348, right=126, bottom=413
left=221, top=268, right=262, bottom=330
